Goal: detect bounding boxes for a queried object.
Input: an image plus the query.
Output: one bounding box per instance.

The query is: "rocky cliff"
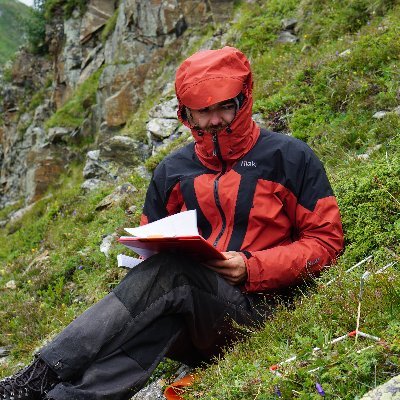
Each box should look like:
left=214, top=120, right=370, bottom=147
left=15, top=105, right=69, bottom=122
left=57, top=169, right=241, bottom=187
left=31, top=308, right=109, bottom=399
left=0, top=0, right=235, bottom=210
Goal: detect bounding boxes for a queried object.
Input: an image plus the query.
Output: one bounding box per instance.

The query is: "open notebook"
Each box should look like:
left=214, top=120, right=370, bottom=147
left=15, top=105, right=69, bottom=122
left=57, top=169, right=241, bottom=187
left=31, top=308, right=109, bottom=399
left=117, top=210, right=225, bottom=268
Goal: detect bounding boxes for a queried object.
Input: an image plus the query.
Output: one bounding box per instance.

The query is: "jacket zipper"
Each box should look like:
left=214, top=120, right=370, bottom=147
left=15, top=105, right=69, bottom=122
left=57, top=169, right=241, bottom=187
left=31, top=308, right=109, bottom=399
left=212, top=132, right=227, bottom=248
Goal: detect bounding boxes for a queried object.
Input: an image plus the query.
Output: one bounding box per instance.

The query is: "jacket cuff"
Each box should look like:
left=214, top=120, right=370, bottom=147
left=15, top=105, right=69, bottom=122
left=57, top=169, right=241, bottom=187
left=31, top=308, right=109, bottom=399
left=243, top=253, right=264, bottom=292
left=241, top=250, right=252, bottom=259
left=239, top=251, right=253, bottom=291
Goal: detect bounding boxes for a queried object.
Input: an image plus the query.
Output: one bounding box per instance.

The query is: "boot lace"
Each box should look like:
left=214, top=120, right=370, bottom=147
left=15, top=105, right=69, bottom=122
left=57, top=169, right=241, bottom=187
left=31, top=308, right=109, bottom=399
left=0, top=358, right=57, bottom=398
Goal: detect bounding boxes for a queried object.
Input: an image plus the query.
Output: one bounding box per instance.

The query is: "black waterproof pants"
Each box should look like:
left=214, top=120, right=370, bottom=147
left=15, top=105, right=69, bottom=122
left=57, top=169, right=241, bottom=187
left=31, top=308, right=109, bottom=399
left=40, top=253, right=269, bottom=400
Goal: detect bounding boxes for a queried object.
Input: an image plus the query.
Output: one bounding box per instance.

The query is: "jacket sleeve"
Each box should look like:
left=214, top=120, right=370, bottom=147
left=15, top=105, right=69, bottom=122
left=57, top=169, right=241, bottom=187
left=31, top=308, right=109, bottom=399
left=140, top=161, right=184, bottom=226
left=244, top=146, right=344, bottom=293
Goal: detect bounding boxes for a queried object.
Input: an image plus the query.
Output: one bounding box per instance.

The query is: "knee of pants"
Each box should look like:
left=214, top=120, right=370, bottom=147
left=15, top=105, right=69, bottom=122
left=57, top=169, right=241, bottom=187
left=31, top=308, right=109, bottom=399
left=113, top=252, right=219, bottom=313
left=120, top=252, right=218, bottom=291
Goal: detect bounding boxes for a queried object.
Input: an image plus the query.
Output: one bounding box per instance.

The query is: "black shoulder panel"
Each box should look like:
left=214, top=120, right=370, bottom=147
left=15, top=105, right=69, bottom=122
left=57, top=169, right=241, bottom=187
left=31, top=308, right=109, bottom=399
left=142, top=142, right=216, bottom=224
left=233, top=129, right=333, bottom=211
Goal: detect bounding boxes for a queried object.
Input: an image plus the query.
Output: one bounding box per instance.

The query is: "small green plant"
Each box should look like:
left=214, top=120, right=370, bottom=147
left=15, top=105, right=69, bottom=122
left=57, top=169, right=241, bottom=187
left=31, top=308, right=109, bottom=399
left=28, top=88, right=46, bottom=111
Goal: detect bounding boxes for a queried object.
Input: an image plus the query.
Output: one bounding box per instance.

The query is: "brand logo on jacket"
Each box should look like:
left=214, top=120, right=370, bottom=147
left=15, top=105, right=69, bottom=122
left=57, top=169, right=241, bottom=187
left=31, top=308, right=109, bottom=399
left=241, top=160, right=257, bottom=167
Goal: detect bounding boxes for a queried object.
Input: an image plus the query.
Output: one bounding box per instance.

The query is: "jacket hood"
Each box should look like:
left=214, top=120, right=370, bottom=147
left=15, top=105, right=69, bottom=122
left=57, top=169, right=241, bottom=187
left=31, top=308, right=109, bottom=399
left=175, top=46, right=260, bottom=170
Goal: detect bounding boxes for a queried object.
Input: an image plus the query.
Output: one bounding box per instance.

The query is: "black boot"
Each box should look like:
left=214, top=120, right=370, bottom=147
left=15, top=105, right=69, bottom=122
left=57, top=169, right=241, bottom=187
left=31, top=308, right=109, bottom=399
left=0, top=358, right=59, bottom=399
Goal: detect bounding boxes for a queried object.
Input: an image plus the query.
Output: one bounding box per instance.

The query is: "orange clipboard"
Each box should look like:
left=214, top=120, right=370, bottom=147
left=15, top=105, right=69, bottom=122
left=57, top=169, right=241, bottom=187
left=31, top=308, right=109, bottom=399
left=118, top=235, right=226, bottom=261
left=164, top=374, right=196, bottom=400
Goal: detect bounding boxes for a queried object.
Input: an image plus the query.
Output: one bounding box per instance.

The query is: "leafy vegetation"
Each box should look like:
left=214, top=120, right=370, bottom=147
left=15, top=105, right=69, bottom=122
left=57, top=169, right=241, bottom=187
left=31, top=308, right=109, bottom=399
left=20, top=0, right=88, bottom=55
left=0, top=0, right=399, bottom=398
left=42, top=0, right=87, bottom=19
left=23, top=1, right=47, bottom=55
left=0, top=165, right=148, bottom=364
left=0, top=0, right=31, bottom=63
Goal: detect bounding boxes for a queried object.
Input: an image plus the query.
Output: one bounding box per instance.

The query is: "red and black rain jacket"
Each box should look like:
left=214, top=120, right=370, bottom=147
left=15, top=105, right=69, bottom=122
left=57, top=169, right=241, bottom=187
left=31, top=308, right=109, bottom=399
left=141, top=47, right=344, bottom=293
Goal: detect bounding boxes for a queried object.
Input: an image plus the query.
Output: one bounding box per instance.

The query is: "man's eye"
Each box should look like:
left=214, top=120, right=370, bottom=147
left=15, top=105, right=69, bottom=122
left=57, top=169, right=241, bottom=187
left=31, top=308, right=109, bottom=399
left=222, top=104, right=235, bottom=111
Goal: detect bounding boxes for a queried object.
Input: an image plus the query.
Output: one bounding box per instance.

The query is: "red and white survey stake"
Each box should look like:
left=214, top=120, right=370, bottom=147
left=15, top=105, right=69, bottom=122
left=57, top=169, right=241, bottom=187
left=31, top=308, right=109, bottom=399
left=268, top=329, right=381, bottom=376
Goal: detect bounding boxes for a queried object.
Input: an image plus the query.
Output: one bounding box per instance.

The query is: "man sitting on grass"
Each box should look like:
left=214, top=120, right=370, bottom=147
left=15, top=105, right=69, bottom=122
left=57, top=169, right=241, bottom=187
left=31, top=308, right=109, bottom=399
left=0, top=46, right=344, bottom=400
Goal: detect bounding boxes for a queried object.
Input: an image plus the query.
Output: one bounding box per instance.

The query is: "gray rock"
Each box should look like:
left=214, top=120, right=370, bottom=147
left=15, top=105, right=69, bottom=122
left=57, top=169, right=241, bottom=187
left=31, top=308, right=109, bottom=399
left=83, top=151, right=111, bottom=180
left=9, top=203, right=36, bottom=224
left=356, top=144, right=382, bottom=160
left=99, top=135, right=147, bottom=165
left=61, top=11, right=83, bottom=89
left=47, top=127, right=73, bottom=144
left=149, top=98, right=178, bottom=119
left=100, top=233, right=117, bottom=257
left=95, top=182, right=137, bottom=210
left=81, top=178, right=107, bottom=192
left=33, top=99, right=53, bottom=124
left=373, top=111, right=388, bottom=119
left=130, top=379, right=165, bottom=400
left=208, top=0, right=234, bottom=23
left=0, top=347, right=11, bottom=358
left=130, top=364, right=191, bottom=400
left=126, top=205, right=137, bottom=214
left=252, top=113, right=267, bottom=127
left=161, top=82, right=175, bottom=97
left=78, top=49, right=105, bottom=85
left=360, top=374, right=400, bottom=399
left=338, top=49, right=352, bottom=57
left=147, top=118, right=180, bottom=140
left=88, top=150, right=100, bottom=161
left=392, top=105, right=400, bottom=115
left=134, top=165, right=152, bottom=181
left=276, top=31, right=299, bottom=44
left=281, top=18, right=298, bottom=30
left=5, top=280, right=17, bottom=290
left=80, top=0, right=115, bottom=43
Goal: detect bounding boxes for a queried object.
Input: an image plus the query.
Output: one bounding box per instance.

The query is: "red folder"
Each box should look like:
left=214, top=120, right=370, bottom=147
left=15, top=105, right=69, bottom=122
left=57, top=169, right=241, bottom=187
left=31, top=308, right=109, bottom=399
left=118, top=235, right=226, bottom=261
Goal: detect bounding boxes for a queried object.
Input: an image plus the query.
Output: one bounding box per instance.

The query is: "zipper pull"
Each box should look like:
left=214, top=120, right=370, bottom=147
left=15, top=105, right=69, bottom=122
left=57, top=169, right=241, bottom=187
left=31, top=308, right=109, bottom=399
left=212, top=133, right=217, bottom=156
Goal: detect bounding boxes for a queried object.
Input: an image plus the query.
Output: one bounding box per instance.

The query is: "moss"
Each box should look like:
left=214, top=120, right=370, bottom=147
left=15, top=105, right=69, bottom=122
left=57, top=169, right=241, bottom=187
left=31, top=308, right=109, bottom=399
left=101, top=7, right=119, bottom=43
left=45, top=67, right=103, bottom=130
left=122, top=95, right=156, bottom=143
left=28, top=88, right=46, bottom=111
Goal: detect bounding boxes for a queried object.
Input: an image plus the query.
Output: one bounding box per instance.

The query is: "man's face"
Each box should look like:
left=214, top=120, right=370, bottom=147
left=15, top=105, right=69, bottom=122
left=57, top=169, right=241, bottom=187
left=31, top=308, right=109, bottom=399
left=188, top=99, right=236, bottom=133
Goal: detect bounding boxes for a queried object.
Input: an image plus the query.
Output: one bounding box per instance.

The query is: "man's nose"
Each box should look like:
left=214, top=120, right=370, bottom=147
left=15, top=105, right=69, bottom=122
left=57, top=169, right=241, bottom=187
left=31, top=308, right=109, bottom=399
left=209, top=111, right=223, bottom=126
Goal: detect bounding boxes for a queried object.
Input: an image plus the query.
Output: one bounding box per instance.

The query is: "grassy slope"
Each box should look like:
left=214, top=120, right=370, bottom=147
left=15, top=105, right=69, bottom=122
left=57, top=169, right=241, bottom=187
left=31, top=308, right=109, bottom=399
left=0, top=0, right=399, bottom=398
left=184, top=1, right=400, bottom=398
left=0, top=0, right=30, bottom=63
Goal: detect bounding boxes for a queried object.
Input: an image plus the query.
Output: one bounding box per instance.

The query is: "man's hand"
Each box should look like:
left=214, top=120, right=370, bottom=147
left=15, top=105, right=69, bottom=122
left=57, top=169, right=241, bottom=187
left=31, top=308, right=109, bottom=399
left=203, top=251, right=247, bottom=285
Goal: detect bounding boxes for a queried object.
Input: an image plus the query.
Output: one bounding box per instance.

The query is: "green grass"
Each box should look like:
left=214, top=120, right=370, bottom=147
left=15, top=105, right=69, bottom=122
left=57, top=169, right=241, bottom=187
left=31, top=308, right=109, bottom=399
left=185, top=136, right=400, bottom=399
left=0, top=0, right=399, bottom=398
left=180, top=1, right=400, bottom=398
left=0, top=0, right=31, bottom=63
left=0, top=164, right=149, bottom=367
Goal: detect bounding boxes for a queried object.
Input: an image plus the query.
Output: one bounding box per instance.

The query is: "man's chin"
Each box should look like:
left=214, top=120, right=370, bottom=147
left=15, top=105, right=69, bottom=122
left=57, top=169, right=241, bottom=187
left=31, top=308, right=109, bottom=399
left=205, top=126, right=226, bottom=134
